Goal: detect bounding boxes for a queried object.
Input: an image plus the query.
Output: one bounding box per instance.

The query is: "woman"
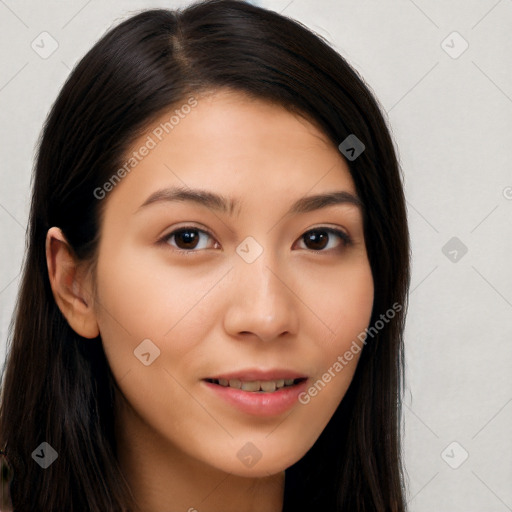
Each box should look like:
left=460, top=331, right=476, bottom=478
left=0, top=0, right=410, bottom=510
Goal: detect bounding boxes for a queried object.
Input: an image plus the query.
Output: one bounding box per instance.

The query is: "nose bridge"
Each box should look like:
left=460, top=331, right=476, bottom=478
left=223, top=244, right=299, bottom=341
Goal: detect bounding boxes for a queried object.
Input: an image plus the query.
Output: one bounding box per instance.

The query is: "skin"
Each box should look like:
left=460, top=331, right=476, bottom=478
left=46, top=89, right=374, bottom=512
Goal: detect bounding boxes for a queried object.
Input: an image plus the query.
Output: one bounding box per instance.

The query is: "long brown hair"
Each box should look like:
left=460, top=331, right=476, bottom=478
left=0, top=1, right=410, bottom=510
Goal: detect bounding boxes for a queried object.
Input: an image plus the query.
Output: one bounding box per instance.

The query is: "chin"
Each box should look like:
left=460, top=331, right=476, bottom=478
left=208, top=440, right=309, bottom=478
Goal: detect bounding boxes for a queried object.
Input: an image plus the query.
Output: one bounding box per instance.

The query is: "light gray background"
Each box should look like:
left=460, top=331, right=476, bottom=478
left=1, top=0, right=511, bottom=510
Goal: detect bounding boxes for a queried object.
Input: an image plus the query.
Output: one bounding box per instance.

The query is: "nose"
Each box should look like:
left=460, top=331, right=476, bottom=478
left=223, top=253, right=300, bottom=343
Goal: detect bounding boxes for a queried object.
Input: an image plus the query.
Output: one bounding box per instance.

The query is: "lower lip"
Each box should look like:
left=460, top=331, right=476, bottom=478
left=203, top=379, right=309, bottom=417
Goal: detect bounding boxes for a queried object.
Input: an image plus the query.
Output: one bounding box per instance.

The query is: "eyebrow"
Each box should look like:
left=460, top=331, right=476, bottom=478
left=137, top=186, right=363, bottom=217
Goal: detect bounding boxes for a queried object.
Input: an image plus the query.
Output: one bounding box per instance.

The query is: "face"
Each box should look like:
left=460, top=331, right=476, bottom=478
left=91, top=89, right=374, bottom=477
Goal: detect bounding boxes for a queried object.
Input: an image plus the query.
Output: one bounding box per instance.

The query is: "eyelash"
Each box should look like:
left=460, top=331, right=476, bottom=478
left=158, top=225, right=353, bottom=255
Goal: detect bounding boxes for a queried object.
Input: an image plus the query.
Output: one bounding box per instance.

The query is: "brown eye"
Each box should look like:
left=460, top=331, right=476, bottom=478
left=304, top=230, right=328, bottom=250
left=173, top=229, right=200, bottom=249
left=164, top=227, right=217, bottom=252
left=299, top=228, right=351, bottom=252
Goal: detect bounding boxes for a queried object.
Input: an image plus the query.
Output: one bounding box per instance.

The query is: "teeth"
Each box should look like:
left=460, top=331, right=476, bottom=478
left=241, top=381, right=261, bottom=392
left=212, top=378, right=300, bottom=392
left=260, top=380, right=277, bottom=392
left=228, top=378, right=241, bottom=389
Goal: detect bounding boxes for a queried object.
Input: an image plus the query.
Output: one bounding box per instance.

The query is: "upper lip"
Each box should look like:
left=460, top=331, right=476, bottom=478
left=205, top=368, right=307, bottom=381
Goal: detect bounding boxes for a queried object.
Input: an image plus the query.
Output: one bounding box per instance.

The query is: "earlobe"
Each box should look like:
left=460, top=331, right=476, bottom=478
left=45, top=227, right=100, bottom=339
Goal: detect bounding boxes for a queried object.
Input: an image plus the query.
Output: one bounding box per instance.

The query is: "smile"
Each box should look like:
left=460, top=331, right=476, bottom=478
left=202, top=372, right=309, bottom=416
left=205, top=377, right=306, bottom=393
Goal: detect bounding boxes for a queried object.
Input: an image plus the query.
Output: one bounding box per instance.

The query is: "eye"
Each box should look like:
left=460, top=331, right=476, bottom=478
left=159, top=225, right=352, bottom=254
left=161, top=227, right=219, bottom=253
left=296, top=228, right=352, bottom=252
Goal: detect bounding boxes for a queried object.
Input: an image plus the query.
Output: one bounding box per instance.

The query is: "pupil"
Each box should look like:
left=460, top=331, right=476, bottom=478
left=306, top=230, right=328, bottom=250
left=177, top=229, right=198, bottom=249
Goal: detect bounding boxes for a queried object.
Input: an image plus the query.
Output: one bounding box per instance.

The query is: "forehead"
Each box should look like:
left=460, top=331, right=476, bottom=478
left=103, top=89, right=357, bottom=215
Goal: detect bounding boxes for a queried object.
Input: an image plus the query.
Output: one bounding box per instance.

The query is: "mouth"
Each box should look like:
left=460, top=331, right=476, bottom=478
left=204, top=377, right=307, bottom=393
left=202, top=370, right=309, bottom=416
left=202, top=374, right=309, bottom=416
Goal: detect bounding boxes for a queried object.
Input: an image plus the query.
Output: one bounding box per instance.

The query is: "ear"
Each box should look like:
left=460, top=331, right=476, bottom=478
left=45, top=227, right=100, bottom=339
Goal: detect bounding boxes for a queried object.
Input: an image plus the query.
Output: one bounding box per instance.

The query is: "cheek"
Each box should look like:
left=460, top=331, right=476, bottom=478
left=93, top=245, right=220, bottom=344
left=314, top=258, right=374, bottom=349
left=298, top=259, right=373, bottom=415
left=92, top=244, right=232, bottom=404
